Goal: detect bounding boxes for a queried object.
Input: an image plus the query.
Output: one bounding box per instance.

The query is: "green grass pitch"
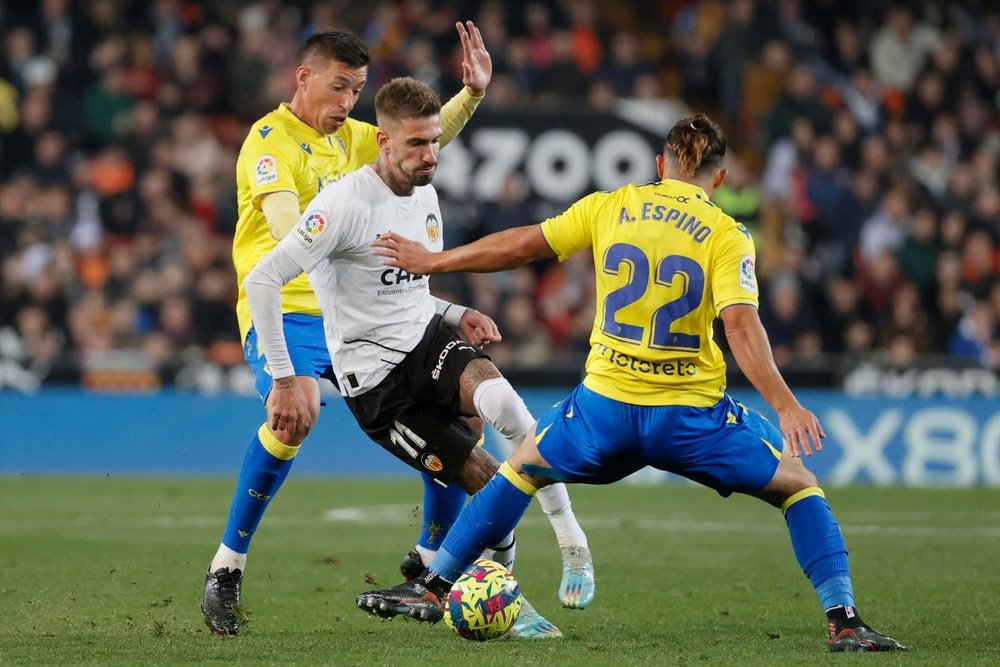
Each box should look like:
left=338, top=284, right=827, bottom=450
left=2, top=477, right=998, bottom=665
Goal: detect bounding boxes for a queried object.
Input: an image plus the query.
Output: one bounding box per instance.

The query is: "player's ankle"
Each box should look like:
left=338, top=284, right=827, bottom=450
left=826, top=604, right=865, bottom=629
left=210, top=544, right=247, bottom=573
left=417, top=569, right=452, bottom=598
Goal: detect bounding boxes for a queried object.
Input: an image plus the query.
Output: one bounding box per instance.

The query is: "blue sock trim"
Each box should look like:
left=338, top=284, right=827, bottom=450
left=809, top=552, right=850, bottom=587
left=816, top=574, right=855, bottom=610
left=221, top=433, right=294, bottom=552
left=431, top=471, right=533, bottom=582
left=431, top=548, right=470, bottom=583
left=418, top=474, right=466, bottom=550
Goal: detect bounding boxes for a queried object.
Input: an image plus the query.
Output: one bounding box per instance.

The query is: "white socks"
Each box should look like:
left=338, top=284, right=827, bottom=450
left=472, top=378, right=536, bottom=446
left=483, top=532, right=517, bottom=571
left=537, top=483, right=588, bottom=549
left=210, top=543, right=247, bottom=573
left=416, top=533, right=516, bottom=572
left=415, top=544, right=436, bottom=567
left=472, top=377, right=589, bottom=551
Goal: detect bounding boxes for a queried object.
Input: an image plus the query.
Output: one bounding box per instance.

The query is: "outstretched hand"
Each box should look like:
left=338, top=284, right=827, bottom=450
left=459, top=309, right=501, bottom=348
left=777, top=404, right=826, bottom=458
left=371, top=232, right=436, bottom=274
left=456, top=20, right=491, bottom=96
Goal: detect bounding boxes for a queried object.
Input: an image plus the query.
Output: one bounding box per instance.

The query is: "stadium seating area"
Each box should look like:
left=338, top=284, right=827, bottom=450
left=1, top=0, right=998, bottom=389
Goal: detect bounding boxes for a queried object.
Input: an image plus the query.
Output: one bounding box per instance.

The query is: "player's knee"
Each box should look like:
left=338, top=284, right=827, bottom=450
left=470, top=377, right=534, bottom=441
left=755, top=458, right=819, bottom=507
left=271, top=423, right=311, bottom=447
left=458, top=360, right=502, bottom=412
left=779, top=462, right=817, bottom=491
left=460, top=415, right=485, bottom=436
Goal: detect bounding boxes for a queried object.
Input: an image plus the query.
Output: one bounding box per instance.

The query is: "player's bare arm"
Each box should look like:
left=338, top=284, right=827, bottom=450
left=720, top=303, right=826, bottom=457
left=371, top=224, right=555, bottom=274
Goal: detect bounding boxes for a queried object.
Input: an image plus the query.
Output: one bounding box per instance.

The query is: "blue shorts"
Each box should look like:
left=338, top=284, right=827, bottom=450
left=534, top=384, right=783, bottom=496
left=244, top=313, right=337, bottom=403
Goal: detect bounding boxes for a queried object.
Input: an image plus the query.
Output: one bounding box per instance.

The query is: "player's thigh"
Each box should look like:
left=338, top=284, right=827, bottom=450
left=405, top=316, right=489, bottom=415
left=533, top=384, right=644, bottom=484
left=453, top=443, right=500, bottom=494
left=643, top=398, right=783, bottom=497
left=345, top=376, right=479, bottom=486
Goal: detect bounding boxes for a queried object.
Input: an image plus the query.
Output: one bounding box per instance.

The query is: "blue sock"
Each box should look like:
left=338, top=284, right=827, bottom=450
left=221, top=425, right=298, bottom=554
left=431, top=462, right=536, bottom=582
left=418, top=474, right=467, bottom=550
left=783, top=489, right=854, bottom=610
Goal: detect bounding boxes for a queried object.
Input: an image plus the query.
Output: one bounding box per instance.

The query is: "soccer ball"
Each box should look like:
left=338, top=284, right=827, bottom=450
left=443, top=559, right=522, bottom=641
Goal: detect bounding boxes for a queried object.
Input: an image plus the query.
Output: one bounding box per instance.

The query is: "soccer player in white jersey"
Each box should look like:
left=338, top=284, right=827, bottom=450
left=243, top=77, right=593, bottom=637
left=204, top=25, right=592, bottom=637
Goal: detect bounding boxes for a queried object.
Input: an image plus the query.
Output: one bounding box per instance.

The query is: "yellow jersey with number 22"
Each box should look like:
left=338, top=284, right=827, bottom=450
left=540, top=178, right=759, bottom=407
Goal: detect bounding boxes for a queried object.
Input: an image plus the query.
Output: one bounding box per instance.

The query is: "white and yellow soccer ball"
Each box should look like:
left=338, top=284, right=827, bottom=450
left=443, top=559, right=522, bottom=641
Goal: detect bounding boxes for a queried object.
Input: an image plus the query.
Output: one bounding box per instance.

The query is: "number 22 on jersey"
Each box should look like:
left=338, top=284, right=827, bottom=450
left=600, top=242, right=704, bottom=353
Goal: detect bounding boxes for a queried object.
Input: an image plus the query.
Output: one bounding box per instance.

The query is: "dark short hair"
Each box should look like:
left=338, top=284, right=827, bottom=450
left=302, top=30, right=370, bottom=68
left=374, top=77, right=441, bottom=124
left=664, top=113, right=727, bottom=178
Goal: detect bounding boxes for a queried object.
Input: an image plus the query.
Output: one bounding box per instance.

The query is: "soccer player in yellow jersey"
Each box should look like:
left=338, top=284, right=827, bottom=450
left=203, top=24, right=592, bottom=637
left=363, top=114, right=906, bottom=653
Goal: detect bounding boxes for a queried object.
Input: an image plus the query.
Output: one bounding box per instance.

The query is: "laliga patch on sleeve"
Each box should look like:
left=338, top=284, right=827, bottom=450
left=294, top=211, right=326, bottom=246
left=739, top=255, right=758, bottom=293
left=255, top=154, right=279, bottom=186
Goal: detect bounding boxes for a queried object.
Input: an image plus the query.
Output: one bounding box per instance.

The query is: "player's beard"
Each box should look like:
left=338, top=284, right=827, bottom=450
left=408, top=163, right=436, bottom=186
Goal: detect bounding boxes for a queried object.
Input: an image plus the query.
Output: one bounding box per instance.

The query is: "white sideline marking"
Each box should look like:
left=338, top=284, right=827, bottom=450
left=2, top=504, right=999, bottom=539
left=323, top=504, right=1000, bottom=539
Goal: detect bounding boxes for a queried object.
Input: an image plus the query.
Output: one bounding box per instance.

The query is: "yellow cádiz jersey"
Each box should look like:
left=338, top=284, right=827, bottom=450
left=233, top=104, right=378, bottom=341
left=540, top=178, right=759, bottom=407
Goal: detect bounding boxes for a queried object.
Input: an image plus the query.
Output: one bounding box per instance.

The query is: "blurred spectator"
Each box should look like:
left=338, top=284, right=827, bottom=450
left=819, top=276, right=867, bottom=354
left=765, top=64, right=832, bottom=146
left=566, top=0, right=603, bottom=75
left=741, top=39, right=792, bottom=137
left=950, top=301, right=995, bottom=365
left=480, top=174, right=536, bottom=235
left=713, top=0, right=775, bottom=126
left=869, top=6, right=941, bottom=93
left=532, top=30, right=589, bottom=98
left=840, top=68, right=884, bottom=133
left=895, top=207, right=939, bottom=290
left=759, top=269, right=820, bottom=368
left=859, top=187, right=912, bottom=265
left=600, top=31, right=652, bottom=97
left=801, top=135, right=850, bottom=237
left=713, top=156, right=761, bottom=231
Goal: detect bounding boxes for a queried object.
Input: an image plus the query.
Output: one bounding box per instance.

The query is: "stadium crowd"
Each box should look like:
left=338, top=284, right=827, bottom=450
left=1, top=0, right=999, bottom=390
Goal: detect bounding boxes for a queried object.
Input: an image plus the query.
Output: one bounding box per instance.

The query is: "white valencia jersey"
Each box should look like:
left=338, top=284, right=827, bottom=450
left=258, top=166, right=444, bottom=395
